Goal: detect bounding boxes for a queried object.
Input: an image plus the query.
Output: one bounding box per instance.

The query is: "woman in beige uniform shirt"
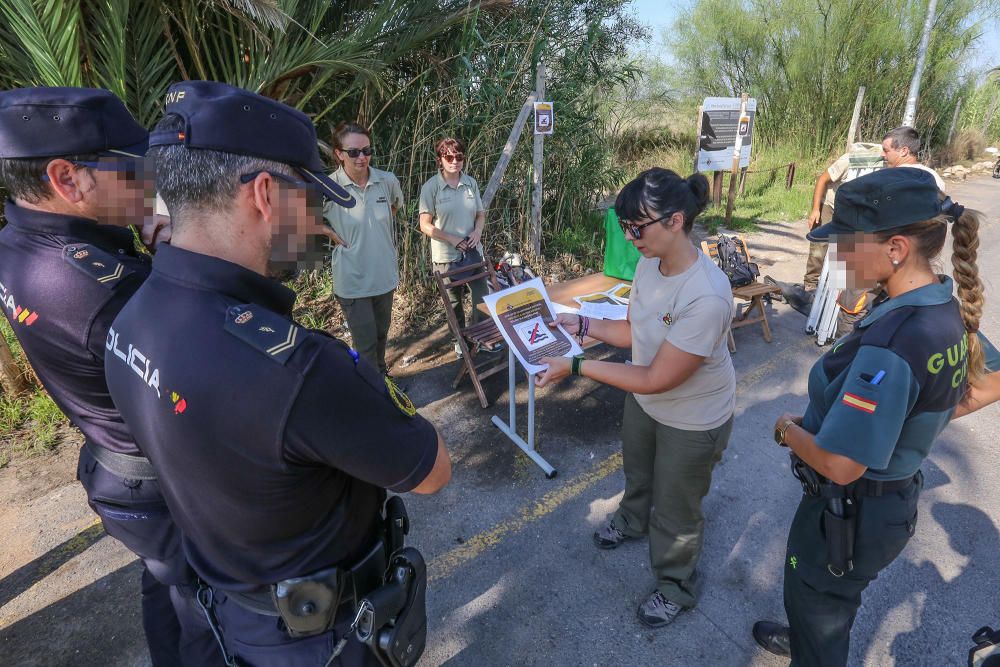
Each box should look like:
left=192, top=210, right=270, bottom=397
left=537, top=168, right=736, bottom=629
left=324, top=121, right=404, bottom=377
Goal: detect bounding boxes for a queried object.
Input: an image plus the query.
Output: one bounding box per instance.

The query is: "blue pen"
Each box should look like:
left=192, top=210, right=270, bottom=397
left=871, top=370, right=885, bottom=385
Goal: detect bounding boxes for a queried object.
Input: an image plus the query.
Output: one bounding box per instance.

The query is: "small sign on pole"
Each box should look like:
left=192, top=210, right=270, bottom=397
left=738, top=115, right=750, bottom=137
left=533, top=101, right=554, bottom=135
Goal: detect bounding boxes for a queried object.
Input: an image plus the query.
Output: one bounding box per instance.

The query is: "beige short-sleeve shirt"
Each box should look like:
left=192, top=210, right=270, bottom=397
left=418, top=172, right=485, bottom=263
left=323, top=166, right=404, bottom=298
left=629, top=252, right=736, bottom=430
left=824, top=144, right=884, bottom=208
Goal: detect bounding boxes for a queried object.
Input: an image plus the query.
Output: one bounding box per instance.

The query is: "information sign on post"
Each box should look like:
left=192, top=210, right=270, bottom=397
left=696, top=97, right=757, bottom=172
left=533, top=101, right=554, bottom=135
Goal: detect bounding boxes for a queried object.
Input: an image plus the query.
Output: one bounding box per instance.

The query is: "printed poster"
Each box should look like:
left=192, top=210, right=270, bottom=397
left=482, top=277, right=582, bottom=374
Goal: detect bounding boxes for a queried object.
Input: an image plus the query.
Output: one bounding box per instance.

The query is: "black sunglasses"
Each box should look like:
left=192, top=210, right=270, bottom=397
left=618, top=211, right=676, bottom=239
left=341, top=147, right=374, bottom=158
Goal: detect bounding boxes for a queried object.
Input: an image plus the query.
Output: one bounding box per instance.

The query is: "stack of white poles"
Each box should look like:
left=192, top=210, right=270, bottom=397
left=804, top=248, right=840, bottom=346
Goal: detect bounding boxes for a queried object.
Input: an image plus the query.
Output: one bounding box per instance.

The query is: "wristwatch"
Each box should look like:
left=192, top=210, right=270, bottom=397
left=774, top=419, right=797, bottom=447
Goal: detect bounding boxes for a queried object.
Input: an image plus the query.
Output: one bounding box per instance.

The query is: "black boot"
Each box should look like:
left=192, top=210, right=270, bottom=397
left=753, top=621, right=791, bottom=657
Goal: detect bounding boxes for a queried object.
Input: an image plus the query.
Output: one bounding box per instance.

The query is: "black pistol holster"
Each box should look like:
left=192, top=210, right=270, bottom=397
left=790, top=453, right=856, bottom=577
left=970, top=625, right=1000, bottom=666
left=355, top=547, right=427, bottom=667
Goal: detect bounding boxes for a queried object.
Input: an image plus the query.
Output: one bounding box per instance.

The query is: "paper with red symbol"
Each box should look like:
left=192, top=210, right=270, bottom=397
left=482, top=277, right=582, bottom=374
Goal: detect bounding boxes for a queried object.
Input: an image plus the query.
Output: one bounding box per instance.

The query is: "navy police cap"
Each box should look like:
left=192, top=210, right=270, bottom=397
left=0, top=87, right=148, bottom=159
left=149, top=81, right=354, bottom=208
left=808, top=168, right=941, bottom=242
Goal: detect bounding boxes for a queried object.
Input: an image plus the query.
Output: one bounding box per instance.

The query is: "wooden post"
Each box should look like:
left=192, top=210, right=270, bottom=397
left=724, top=93, right=749, bottom=226
left=481, top=93, right=536, bottom=210
left=947, top=98, right=962, bottom=145
left=786, top=162, right=796, bottom=190
left=846, top=86, right=866, bottom=151
left=530, top=61, right=545, bottom=258
left=738, top=167, right=748, bottom=196
left=0, top=336, right=28, bottom=396
left=712, top=172, right=723, bottom=207
left=693, top=105, right=703, bottom=173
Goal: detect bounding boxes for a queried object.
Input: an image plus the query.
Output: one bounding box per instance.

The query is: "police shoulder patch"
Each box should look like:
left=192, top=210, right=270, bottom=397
left=224, top=303, right=302, bottom=364
left=384, top=375, right=417, bottom=417
left=63, top=243, right=133, bottom=289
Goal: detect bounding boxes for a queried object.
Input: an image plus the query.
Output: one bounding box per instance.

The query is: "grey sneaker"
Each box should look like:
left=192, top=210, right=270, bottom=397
left=454, top=342, right=464, bottom=358
left=593, top=520, right=632, bottom=549
left=637, top=591, right=684, bottom=628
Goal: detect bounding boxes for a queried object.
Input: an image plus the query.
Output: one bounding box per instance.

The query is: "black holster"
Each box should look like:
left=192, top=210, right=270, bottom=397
left=790, top=453, right=857, bottom=577
left=821, top=497, right=856, bottom=577
left=970, top=625, right=1000, bottom=667
left=355, top=547, right=427, bottom=667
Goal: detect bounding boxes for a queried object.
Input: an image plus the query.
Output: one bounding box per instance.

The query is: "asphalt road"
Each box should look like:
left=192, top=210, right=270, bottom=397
left=1, top=175, right=997, bottom=666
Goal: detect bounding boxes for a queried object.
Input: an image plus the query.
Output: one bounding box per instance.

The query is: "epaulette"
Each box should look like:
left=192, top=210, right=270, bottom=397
left=63, top=244, right=133, bottom=288
left=224, top=303, right=303, bottom=364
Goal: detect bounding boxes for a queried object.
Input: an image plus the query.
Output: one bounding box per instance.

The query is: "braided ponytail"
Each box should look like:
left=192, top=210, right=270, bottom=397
left=951, top=209, right=986, bottom=384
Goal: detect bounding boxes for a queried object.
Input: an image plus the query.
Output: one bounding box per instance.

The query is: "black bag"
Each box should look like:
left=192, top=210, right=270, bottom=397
left=716, top=234, right=759, bottom=287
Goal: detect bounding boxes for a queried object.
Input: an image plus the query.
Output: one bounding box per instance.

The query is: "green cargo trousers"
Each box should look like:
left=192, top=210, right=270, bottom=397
left=336, top=290, right=395, bottom=374
left=613, top=394, right=733, bottom=608
left=783, top=473, right=922, bottom=666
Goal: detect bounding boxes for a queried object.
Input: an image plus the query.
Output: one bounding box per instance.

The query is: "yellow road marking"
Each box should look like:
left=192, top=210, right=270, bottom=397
left=429, top=451, right=624, bottom=583
left=429, top=334, right=817, bottom=582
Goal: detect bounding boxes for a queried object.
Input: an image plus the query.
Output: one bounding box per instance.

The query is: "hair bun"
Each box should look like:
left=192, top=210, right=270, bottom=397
left=686, top=173, right=710, bottom=211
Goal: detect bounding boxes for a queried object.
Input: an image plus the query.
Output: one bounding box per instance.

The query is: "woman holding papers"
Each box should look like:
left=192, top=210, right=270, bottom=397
left=537, top=168, right=736, bottom=628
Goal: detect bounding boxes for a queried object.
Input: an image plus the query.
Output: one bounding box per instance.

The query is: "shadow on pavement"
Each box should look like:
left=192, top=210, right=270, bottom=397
left=0, top=561, right=147, bottom=667
left=0, top=522, right=105, bottom=609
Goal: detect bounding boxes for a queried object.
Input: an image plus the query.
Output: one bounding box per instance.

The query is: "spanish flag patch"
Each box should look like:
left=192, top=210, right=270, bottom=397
left=842, top=392, right=877, bottom=414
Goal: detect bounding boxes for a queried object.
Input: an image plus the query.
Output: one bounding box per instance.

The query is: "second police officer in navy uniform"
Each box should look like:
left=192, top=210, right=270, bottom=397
left=752, top=168, right=1000, bottom=665
left=105, top=81, right=452, bottom=666
left=0, top=87, right=220, bottom=665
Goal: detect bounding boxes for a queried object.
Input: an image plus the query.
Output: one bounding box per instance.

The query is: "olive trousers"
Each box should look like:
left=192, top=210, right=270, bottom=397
left=613, top=394, right=733, bottom=608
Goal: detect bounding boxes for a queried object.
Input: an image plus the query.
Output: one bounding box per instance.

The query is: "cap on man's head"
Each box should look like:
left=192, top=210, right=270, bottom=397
left=807, top=168, right=941, bottom=242
left=0, top=87, right=148, bottom=159
left=149, top=81, right=355, bottom=208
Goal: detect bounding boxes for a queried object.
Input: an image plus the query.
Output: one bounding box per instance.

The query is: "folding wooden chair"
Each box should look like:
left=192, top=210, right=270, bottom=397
left=702, top=235, right=782, bottom=351
left=433, top=257, right=508, bottom=408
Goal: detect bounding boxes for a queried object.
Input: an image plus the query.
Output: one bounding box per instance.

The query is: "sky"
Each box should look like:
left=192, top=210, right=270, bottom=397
left=626, top=0, right=1000, bottom=76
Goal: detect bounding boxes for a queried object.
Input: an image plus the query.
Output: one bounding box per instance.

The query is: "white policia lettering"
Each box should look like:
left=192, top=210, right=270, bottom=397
left=106, top=326, right=161, bottom=397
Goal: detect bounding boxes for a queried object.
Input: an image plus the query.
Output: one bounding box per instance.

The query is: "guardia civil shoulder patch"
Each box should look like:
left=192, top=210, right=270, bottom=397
left=384, top=375, right=417, bottom=417
left=842, top=392, right=877, bottom=414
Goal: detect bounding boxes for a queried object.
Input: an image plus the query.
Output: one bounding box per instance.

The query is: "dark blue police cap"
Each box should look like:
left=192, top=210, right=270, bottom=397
left=808, top=168, right=941, bottom=242
left=149, top=81, right=354, bottom=208
left=0, top=87, right=148, bottom=159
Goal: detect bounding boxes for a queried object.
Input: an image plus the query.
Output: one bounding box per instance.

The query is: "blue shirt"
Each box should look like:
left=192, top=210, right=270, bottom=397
left=104, top=245, right=438, bottom=590
left=802, top=277, right=1000, bottom=481
left=0, top=201, right=149, bottom=455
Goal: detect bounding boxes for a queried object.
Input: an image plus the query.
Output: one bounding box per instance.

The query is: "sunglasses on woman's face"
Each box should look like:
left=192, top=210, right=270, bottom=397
left=618, top=211, right=676, bottom=240
left=440, top=153, right=465, bottom=163
left=342, top=147, right=374, bottom=158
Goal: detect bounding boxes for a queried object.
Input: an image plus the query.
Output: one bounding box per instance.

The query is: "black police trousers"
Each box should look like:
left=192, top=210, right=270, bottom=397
left=213, top=592, right=380, bottom=667
left=783, top=472, right=922, bottom=666
left=77, top=445, right=223, bottom=666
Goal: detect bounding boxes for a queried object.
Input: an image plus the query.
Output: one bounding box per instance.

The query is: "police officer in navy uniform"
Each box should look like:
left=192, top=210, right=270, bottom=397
left=752, top=168, right=1000, bottom=665
left=105, top=81, right=452, bottom=666
left=0, top=88, right=220, bottom=664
